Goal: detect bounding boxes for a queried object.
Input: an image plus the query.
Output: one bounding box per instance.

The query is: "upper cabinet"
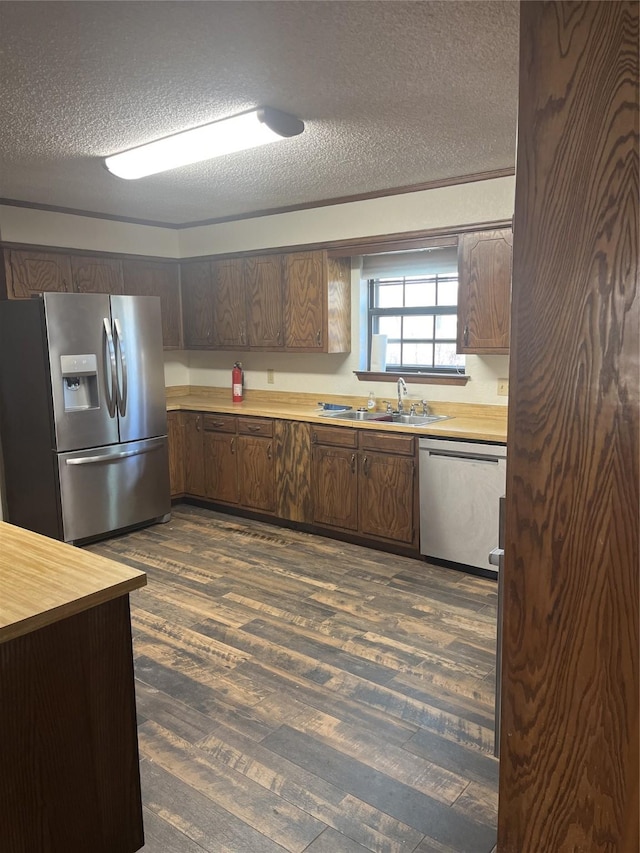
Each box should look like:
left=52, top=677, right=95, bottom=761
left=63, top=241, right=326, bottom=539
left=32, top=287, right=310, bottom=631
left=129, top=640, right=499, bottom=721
left=71, top=256, right=124, bottom=294
left=2, top=248, right=181, bottom=351
left=3, top=249, right=72, bottom=298
left=180, top=249, right=350, bottom=354
left=122, top=259, right=182, bottom=349
left=457, top=228, right=513, bottom=354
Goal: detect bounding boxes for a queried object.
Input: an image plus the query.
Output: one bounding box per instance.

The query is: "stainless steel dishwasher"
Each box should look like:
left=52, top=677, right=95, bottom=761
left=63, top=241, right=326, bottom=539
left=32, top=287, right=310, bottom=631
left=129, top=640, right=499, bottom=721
left=419, top=437, right=507, bottom=574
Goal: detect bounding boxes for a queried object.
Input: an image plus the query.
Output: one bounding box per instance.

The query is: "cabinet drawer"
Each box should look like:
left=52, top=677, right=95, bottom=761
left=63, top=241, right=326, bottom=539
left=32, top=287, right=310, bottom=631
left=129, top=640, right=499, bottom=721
left=359, top=431, right=415, bottom=456
left=203, top=414, right=236, bottom=433
left=311, top=425, right=358, bottom=448
left=238, top=417, right=273, bottom=437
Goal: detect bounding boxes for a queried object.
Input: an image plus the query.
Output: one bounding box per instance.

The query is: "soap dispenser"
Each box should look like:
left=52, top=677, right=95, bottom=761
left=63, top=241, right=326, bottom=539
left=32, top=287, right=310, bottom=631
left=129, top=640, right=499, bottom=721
left=367, top=391, right=376, bottom=411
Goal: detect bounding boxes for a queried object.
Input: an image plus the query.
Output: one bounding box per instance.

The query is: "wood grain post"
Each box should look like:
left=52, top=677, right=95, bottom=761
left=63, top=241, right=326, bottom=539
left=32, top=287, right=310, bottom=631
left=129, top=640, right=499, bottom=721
left=499, top=2, right=639, bottom=851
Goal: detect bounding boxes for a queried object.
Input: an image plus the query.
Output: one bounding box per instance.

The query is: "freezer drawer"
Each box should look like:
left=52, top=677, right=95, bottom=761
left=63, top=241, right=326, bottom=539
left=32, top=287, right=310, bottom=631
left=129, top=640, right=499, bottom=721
left=57, top=436, right=170, bottom=542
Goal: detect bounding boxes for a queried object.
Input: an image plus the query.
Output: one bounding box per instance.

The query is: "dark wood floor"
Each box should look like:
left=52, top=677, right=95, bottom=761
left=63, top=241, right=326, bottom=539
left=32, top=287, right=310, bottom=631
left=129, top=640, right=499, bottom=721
left=88, top=504, right=499, bottom=853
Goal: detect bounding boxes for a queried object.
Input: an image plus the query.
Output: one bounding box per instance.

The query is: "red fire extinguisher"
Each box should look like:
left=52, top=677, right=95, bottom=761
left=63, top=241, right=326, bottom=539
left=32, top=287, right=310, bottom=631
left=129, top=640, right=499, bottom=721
left=232, top=361, right=244, bottom=403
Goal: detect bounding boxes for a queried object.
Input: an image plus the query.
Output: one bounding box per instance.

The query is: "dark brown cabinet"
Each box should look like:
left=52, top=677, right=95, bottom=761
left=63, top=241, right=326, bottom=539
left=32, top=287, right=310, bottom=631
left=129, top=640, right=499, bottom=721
left=284, top=251, right=351, bottom=352
left=211, top=258, right=246, bottom=348
left=274, top=419, right=312, bottom=523
left=358, top=432, right=416, bottom=546
left=457, top=228, right=512, bottom=354
left=180, top=249, right=349, bottom=353
left=181, top=260, right=214, bottom=348
left=237, top=418, right=275, bottom=512
left=71, top=256, right=124, bottom=294
left=245, top=255, right=283, bottom=348
left=3, top=249, right=72, bottom=298
left=123, top=259, right=182, bottom=348
left=312, top=425, right=417, bottom=547
left=183, top=412, right=206, bottom=497
left=311, top=426, right=359, bottom=530
left=167, top=411, right=185, bottom=497
left=202, top=414, right=239, bottom=504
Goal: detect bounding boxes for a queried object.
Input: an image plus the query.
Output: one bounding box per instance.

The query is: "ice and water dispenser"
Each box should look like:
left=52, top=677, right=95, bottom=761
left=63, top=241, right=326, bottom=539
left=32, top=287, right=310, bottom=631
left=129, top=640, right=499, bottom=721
left=60, top=354, right=99, bottom=412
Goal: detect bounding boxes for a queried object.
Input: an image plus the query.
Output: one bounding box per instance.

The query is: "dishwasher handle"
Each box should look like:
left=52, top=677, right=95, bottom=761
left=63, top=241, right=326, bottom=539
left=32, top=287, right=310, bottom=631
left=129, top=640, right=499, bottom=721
left=423, top=448, right=501, bottom=464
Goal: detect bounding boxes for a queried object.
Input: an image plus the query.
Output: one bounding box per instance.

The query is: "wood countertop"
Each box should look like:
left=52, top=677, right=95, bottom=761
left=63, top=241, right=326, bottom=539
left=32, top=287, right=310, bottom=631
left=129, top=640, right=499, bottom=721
left=0, top=522, right=146, bottom=644
left=166, top=386, right=508, bottom=444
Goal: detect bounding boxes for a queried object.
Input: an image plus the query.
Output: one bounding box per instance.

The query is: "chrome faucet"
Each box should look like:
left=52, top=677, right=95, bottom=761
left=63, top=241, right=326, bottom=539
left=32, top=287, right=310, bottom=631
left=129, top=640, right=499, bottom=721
left=396, top=377, right=408, bottom=412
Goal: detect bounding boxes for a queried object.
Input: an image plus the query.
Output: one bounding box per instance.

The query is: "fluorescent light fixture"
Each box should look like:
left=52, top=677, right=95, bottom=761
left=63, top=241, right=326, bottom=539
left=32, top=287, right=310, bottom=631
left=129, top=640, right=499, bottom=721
left=104, top=107, right=304, bottom=180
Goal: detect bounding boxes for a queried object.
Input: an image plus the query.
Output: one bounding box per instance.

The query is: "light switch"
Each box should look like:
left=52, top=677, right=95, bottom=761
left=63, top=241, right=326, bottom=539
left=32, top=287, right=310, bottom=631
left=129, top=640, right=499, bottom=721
left=497, top=378, right=509, bottom=396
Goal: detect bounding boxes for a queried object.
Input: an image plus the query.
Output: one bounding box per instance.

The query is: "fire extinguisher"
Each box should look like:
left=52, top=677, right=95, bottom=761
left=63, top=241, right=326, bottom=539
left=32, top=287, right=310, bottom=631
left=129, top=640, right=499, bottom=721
left=232, top=361, right=244, bottom=403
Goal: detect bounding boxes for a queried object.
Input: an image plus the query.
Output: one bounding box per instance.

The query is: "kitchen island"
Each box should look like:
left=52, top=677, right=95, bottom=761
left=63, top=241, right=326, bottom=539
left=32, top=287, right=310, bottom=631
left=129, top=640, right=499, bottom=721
left=0, top=522, right=147, bottom=853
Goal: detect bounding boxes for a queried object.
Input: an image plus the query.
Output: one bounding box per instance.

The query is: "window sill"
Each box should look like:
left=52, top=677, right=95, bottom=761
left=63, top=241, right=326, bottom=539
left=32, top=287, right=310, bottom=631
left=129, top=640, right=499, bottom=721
left=354, top=371, right=470, bottom=386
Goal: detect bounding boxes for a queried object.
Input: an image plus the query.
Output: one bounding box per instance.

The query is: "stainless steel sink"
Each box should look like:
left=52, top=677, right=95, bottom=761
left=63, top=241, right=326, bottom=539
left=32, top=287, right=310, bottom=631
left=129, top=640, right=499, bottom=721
left=318, top=409, right=450, bottom=426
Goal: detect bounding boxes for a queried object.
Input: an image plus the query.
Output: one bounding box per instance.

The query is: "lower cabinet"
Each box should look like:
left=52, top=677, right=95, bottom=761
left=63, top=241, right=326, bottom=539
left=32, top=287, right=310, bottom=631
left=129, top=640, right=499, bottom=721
left=203, top=414, right=239, bottom=504
left=311, top=425, right=418, bottom=548
left=167, top=411, right=185, bottom=497
left=169, top=411, right=419, bottom=552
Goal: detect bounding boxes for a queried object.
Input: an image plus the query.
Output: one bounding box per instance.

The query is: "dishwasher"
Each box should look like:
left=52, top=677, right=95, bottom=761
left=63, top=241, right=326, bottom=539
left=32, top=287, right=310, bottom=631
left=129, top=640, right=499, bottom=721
left=419, top=437, right=506, bottom=574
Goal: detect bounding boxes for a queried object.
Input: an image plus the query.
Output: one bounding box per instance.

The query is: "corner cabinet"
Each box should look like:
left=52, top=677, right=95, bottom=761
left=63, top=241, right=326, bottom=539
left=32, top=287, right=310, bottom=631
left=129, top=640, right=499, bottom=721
left=457, top=228, right=513, bottom=354
left=180, top=250, right=350, bottom=354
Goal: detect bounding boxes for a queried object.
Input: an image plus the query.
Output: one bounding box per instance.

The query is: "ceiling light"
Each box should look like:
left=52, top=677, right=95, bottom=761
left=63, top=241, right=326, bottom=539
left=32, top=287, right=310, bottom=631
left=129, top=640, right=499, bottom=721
left=104, top=107, right=305, bottom=180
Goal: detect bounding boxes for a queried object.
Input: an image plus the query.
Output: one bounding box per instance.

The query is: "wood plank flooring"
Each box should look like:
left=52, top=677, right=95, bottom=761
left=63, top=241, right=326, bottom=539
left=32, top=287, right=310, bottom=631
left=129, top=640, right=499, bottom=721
left=88, top=504, right=499, bottom=853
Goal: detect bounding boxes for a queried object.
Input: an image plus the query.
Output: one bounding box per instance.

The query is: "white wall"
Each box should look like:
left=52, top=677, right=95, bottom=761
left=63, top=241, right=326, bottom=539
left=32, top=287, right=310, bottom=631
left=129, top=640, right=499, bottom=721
left=0, top=205, right=180, bottom=257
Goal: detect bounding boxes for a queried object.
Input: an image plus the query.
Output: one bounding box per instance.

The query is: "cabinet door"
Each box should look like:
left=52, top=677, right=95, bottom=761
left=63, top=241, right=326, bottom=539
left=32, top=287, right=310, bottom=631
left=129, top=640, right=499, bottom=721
left=359, top=452, right=416, bottom=545
left=123, top=259, right=182, bottom=348
left=5, top=250, right=72, bottom=298
left=312, top=445, right=358, bottom=530
left=245, top=255, right=283, bottom=348
left=183, top=413, right=205, bottom=497
left=238, top=435, right=275, bottom=512
left=275, top=420, right=312, bottom=522
left=71, top=256, right=124, bottom=294
left=212, top=258, right=246, bottom=347
left=284, top=251, right=325, bottom=350
left=167, top=411, right=185, bottom=497
left=457, top=229, right=512, bottom=354
left=181, top=261, right=213, bottom=348
left=203, top=430, right=238, bottom=504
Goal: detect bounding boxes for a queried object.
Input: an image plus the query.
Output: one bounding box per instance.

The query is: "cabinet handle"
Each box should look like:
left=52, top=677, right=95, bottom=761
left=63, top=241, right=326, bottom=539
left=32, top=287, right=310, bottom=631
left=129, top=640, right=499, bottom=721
left=350, top=453, right=356, bottom=473
left=312, top=432, right=317, bottom=444
left=267, top=442, right=272, bottom=460
left=247, top=424, right=261, bottom=432
left=241, top=329, right=246, bottom=346
left=363, top=455, right=369, bottom=476
left=231, top=437, right=235, bottom=453
left=211, top=420, right=225, bottom=428
left=196, top=417, right=201, bottom=432
left=316, top=330, right=322, bottom=345
left=463, top=324, right=469, bottom=347
left=276, top=329, right=281, bottom=343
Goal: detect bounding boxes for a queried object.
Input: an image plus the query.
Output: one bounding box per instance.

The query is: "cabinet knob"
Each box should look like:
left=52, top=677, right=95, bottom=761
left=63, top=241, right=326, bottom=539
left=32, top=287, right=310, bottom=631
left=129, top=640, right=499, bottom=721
left=463, top=324, right=469, bottom=347
left=231, top=436, right=235, bottom=453
left=316, top=330, right=322, bottom=345
left=350, top=453, right=356, bottom=473
left=363, top=455, right=369, bottom=476
left=267, top=442, right=272, bottom=461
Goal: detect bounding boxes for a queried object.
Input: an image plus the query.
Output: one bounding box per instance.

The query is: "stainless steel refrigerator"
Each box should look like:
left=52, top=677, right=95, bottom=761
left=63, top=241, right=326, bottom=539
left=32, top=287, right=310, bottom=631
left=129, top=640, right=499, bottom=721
left=0, top=292, right=170, bottom=542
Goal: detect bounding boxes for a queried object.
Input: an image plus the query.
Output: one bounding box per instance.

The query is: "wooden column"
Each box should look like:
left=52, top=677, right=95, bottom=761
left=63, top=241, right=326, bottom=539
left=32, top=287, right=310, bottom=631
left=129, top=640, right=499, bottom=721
left=499, top=2, right=638, bottom=851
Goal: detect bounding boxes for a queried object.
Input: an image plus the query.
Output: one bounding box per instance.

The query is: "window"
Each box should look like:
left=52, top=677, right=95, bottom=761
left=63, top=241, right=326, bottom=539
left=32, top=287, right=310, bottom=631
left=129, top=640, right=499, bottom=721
left=365, top=247, right=465, bottom=373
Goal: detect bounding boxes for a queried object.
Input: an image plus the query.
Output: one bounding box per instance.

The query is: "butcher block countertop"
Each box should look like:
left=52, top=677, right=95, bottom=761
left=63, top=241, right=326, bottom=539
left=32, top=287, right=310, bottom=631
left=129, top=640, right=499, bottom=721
left=166, top=386, right=508, bottom=444
left=0, top=522, right=146, bottom=644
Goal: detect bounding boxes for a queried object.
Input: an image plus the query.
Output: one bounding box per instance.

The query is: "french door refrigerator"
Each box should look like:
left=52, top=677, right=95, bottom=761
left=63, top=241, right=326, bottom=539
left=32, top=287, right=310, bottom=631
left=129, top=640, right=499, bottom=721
left=0, top=292, right=170, bottom=542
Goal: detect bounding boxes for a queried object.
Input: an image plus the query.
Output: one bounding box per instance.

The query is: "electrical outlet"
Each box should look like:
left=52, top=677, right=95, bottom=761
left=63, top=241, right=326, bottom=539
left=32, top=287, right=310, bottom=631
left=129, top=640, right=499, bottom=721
left=267, top=369, right=274, bottom=385
left=497, top=378, right=509, bottom=396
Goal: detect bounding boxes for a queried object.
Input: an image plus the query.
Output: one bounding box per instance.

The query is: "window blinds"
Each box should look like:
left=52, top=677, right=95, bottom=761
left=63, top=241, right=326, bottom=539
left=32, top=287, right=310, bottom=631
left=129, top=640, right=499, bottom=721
left=361, top=246, right=458, bottom=278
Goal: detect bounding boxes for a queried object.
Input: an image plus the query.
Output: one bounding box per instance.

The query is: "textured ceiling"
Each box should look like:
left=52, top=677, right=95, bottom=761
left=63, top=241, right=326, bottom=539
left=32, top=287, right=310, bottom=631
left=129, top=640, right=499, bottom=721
left=0, top=1, right=519, bottom=226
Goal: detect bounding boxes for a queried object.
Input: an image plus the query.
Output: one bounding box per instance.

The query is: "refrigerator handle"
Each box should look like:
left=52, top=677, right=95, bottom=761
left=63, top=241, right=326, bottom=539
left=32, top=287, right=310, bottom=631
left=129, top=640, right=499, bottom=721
left=113, top=318, right=127, bottom=417
left=103, top=317, right=117, bottom=418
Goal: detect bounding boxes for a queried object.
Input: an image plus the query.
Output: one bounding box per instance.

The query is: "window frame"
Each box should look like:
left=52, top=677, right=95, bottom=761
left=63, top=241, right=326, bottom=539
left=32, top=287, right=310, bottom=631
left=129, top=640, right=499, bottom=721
left=367, top=272, right=464, bottom=375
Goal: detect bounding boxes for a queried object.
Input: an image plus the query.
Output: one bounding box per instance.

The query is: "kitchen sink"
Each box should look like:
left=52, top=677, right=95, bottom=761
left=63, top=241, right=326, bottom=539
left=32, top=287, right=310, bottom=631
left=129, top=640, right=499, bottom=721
left=318, top=409, right=450, bottom=426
